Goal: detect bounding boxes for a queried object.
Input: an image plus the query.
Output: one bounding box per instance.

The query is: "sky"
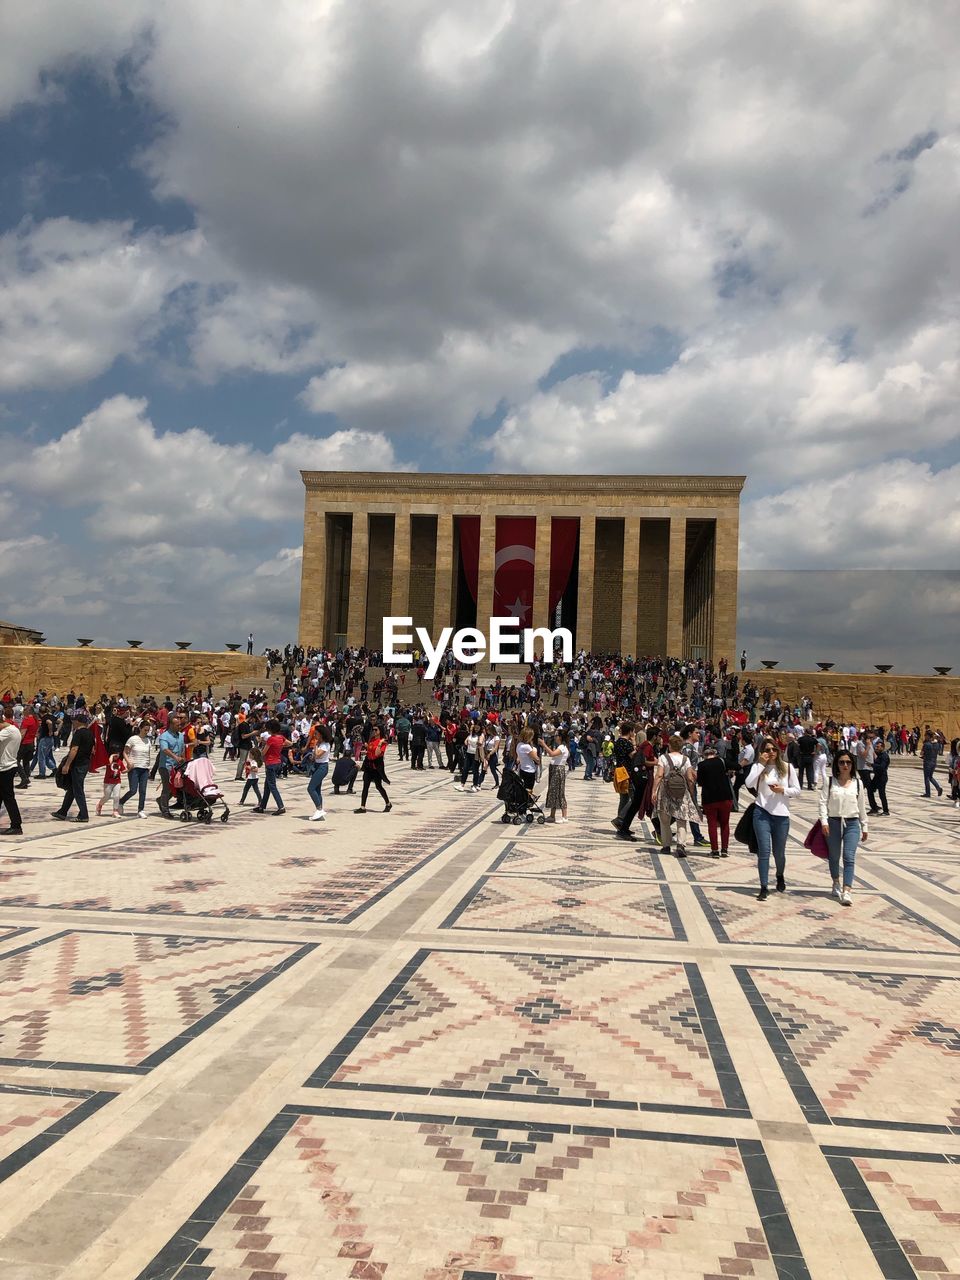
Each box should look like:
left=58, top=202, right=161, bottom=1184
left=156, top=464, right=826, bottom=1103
left=0, top=0, right=958, bottom=672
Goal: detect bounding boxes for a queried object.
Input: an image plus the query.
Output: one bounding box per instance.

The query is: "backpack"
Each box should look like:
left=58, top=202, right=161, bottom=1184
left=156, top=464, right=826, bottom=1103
left=663, top=756, right=688, bottom=804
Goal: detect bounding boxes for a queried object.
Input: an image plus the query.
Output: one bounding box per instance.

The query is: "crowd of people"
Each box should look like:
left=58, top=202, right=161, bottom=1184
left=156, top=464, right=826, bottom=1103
left=1, top=646, right=956, bottom=909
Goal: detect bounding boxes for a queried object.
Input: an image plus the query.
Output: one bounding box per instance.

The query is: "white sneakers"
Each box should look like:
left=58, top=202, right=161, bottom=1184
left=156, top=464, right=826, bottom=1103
left=137, top=811, right=146, bottom=819
left=309, top=809, right=326, bottom=821
left=840, top=888, right=852, bottom=906
left=831, top=883, right=842, bottom=901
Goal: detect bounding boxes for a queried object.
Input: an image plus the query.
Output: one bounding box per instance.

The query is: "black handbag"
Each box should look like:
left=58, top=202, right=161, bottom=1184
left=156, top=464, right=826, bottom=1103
left=55, top=768, right=69, bottom=791
left=734, top=801, right=758, bottom=852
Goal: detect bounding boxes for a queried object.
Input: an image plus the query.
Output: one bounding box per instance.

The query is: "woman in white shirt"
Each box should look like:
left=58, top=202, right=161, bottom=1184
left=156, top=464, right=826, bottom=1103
left=746, top=738, right=801, bottom=901
left=454, top=728, right=481, bottom=791
left=540, top=729, right=570, bottom=822
left=119, top=726, right=154, bottom=818
left=515, top=729, right=539, bottom=793
left=818, top=748, right=868, bottom=906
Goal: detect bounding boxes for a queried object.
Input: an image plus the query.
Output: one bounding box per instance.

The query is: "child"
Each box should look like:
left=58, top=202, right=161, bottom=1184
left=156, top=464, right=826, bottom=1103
left=240, top=746, right=263, bottom=807
left=97, top=753, right=126, bottom=818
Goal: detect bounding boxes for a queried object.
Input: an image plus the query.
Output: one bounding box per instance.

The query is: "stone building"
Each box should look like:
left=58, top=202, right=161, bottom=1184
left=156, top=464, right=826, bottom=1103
left=298, top=472, right=744, bottom=660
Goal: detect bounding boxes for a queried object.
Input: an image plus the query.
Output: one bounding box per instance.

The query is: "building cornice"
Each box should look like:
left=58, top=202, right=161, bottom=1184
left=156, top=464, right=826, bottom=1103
left=301, top=470, right=746, bottom=497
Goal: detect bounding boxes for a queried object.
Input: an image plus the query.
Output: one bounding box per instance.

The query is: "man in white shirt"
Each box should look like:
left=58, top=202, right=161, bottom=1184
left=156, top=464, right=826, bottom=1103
left=0, top=709, right=24, bottom=835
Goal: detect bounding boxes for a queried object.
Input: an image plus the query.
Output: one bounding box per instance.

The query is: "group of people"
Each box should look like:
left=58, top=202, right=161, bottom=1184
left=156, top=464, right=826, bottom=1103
left=1, top=649, right=956, bottom=869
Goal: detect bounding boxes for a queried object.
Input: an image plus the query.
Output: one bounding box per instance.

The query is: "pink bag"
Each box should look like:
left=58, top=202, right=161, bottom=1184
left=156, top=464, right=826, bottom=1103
left=803, top=819, right=829, bottom=859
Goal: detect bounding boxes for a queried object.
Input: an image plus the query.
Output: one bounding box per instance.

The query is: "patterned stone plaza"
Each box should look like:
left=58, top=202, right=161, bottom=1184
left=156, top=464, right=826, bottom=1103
left=0, top=762, right=956, bottom=1279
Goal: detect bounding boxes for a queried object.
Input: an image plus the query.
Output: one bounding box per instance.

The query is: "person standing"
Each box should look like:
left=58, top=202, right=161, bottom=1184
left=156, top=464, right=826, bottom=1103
left=52, top=712, right=96, bottom=823
left=869, top=738, right=890, bottom=816
left=541, top=729, right=570, bottom=822
left=740, top=649, right=747, bottom=672
left=696, top=745, right=734, bottom=857
left=746, top=738, right=801, bottom=900
left=0, top=707, right=23, bottom=835
left=33, top=709, right=57, bottom=779
left=15, top=705, right=38, bottom=789
left=156, top=714, right=186, bottom=818
left=818, top=748, right=868, bottom=906
left=234, top=715, right=257, bottom=781
left=796, top=728, right=817, bottom=790
left=247, top=632, right=254, bottom=655
left=394, top=711, right=411, bottom=762
left=119, top=724, right=153, bottom=818
left=515, top=729, right=540, bottom=793
left=409, top=716, right=427, bottom=769
left=920, top=730, right=943, bottom=798
left=481, top=722, right=501, bottom=789
left=307, top=726, right=331, bottom=820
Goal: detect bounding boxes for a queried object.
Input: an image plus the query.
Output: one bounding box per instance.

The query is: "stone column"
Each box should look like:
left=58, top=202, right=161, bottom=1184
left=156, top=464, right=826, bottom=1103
left=391, top=509, right=411, bottom=619
left=619, top=515, right=641, bottom=656
left=476, top=512, right=496, bottom=627
left=532, top=513, right=552, bottom=631
left=434, top=511, right=455, bottom=634
left=666, top=513, right=687, bottom=657
left=298, top=499, right=327, bottom=647
left=712, top=515, right=740, bottom=663
left=576, top=515, right=595, bottom=651
left=345, top=510, right=369, bottom=648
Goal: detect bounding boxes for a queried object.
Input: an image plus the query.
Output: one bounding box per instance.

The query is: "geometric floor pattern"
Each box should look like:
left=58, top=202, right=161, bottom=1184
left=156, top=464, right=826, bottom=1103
left=307, top=948, right=749, bottom=1116
left=0, top=760, right=956, bottom=1280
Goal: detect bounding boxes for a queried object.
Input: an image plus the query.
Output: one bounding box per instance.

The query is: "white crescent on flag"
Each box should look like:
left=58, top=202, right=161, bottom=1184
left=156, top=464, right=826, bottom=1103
left=494, top=545, right=535, bottom=572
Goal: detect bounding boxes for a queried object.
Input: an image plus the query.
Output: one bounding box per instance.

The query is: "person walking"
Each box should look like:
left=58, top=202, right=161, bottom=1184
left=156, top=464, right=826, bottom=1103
left=355, top=725, right=391, bottom=813
left=920, top=730, right=943, bottom=798
left=696, top=745, right=734, bottom=857
left=52, top=712, right=96, bottom=823
left=15, top=706, right=38, bottom=789
left=454, top=725, right=481, bottom=792
left=239, top=747, right=263, bottom=807
left=254, top=720, right=292, bottom=814
left=541, top=729, right=570, bottom=822
left=0, top=707, right=23, bottom=835
left=746, top=738, right=801, bottom=900
left=818, top=748, right=868, bottom=907
left=652, top=735, right=699, bottom=858
left=307, top=726, right=331, bottom=820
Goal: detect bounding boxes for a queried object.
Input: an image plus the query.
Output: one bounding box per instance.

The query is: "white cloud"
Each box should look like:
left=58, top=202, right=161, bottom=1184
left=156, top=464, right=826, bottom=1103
left=0, top=219, right=201, bottom=391
left=16, top=394, right=407, bottom=544
left=741, top=460, right=960, bottom=569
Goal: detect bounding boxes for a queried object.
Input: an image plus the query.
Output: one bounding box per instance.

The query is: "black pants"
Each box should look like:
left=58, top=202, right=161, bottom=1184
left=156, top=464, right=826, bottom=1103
left=0, top=767, right=22, bottom=829
left=870, top=774, right=888, bottom=814
left=16, top=745, right=34, bottom=786
left=397, top=733, right=409, bottom=761
left=410, top=743, right=425, bottom=769
left=360, top=771, right=389, bottom=808
left=55, top=763, right=89, bottom=820
left=798, top=757, right=815, bottom=789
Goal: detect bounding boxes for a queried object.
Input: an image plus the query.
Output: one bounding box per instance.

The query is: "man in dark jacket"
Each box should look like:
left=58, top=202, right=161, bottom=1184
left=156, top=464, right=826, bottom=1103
left=410, top=717, right=427, bottom=770
left=797, top=730, right=817, bottom=790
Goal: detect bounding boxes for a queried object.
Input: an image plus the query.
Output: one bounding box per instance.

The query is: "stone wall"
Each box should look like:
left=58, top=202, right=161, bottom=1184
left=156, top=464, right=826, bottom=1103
left=746, top=670, right=960, bottom=737
left=0, top=648, right=263, bottom=701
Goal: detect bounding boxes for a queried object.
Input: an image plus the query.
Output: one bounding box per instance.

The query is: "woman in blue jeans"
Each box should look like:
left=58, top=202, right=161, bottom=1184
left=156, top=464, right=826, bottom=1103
left=308, top=726, right=331, bottom=821
left=746, top=739, right=801, bottom=901
left=118, top=727, right=153, bottom=818
left=818, top=749, right=868, bottom=906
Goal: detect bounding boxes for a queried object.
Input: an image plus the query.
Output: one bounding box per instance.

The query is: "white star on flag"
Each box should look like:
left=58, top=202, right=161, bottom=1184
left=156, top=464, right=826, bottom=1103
left=505, top=596, right=530, bottom=622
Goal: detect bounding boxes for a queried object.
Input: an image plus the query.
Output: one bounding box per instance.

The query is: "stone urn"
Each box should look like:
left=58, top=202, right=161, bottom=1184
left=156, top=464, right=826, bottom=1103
left=175, top=641, right=192, bottom=650
left=934, top=666, right=952, bottom=675
left=761, top=659, right=779, bottom=669
left=816, top=662, right=834, bottom=671
left=76, top=638, right=94, bottom=647
left=874, top=664, right=893, bottom=673
left=225, top=643, right=241, bottom=652
left=127, top=640, right=143, bottom=649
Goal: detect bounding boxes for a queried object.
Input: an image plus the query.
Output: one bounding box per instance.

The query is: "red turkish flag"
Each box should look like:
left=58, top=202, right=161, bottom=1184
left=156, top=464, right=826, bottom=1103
left=494, top=517, right=536, bottom=624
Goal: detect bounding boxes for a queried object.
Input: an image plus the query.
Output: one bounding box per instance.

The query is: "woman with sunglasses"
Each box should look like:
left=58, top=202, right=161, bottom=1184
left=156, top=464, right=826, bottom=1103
left=818, top=749, right=868, bottom=906
left=745, top=738, right=801, bottom=900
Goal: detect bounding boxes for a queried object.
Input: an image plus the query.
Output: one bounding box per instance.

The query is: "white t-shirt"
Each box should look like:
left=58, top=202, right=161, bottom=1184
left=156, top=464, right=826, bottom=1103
left=550, top=745, right=570, bottom=768
left=125, top=735, right=152, bottom=769
left=516, top=742, right=538, bottom=774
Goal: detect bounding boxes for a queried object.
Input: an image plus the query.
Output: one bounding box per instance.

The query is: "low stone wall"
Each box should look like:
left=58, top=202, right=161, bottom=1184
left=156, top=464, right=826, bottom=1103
left=745, top=670, right=960, bottom=736
left=0, top=647, right=263, bottom=701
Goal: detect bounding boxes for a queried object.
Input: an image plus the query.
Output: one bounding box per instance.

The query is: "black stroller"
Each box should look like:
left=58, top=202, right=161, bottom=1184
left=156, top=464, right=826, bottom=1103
left=497, top=769, right=546, bottom=825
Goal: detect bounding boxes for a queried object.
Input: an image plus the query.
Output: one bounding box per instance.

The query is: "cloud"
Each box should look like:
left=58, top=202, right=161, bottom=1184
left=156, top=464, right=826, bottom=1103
left=740, top=460, right=960, bottom=569
left=0, top=219, right=202, bottom=391
left=15, top=395, right=407, bottom=545
left=488, top=321, right=960, bottom=487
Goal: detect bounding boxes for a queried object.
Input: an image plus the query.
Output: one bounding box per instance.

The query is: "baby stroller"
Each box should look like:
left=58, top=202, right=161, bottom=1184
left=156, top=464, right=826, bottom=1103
left=497, top=769, right=546, bottom=825
left=173, top=758, right=230, bottom=824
